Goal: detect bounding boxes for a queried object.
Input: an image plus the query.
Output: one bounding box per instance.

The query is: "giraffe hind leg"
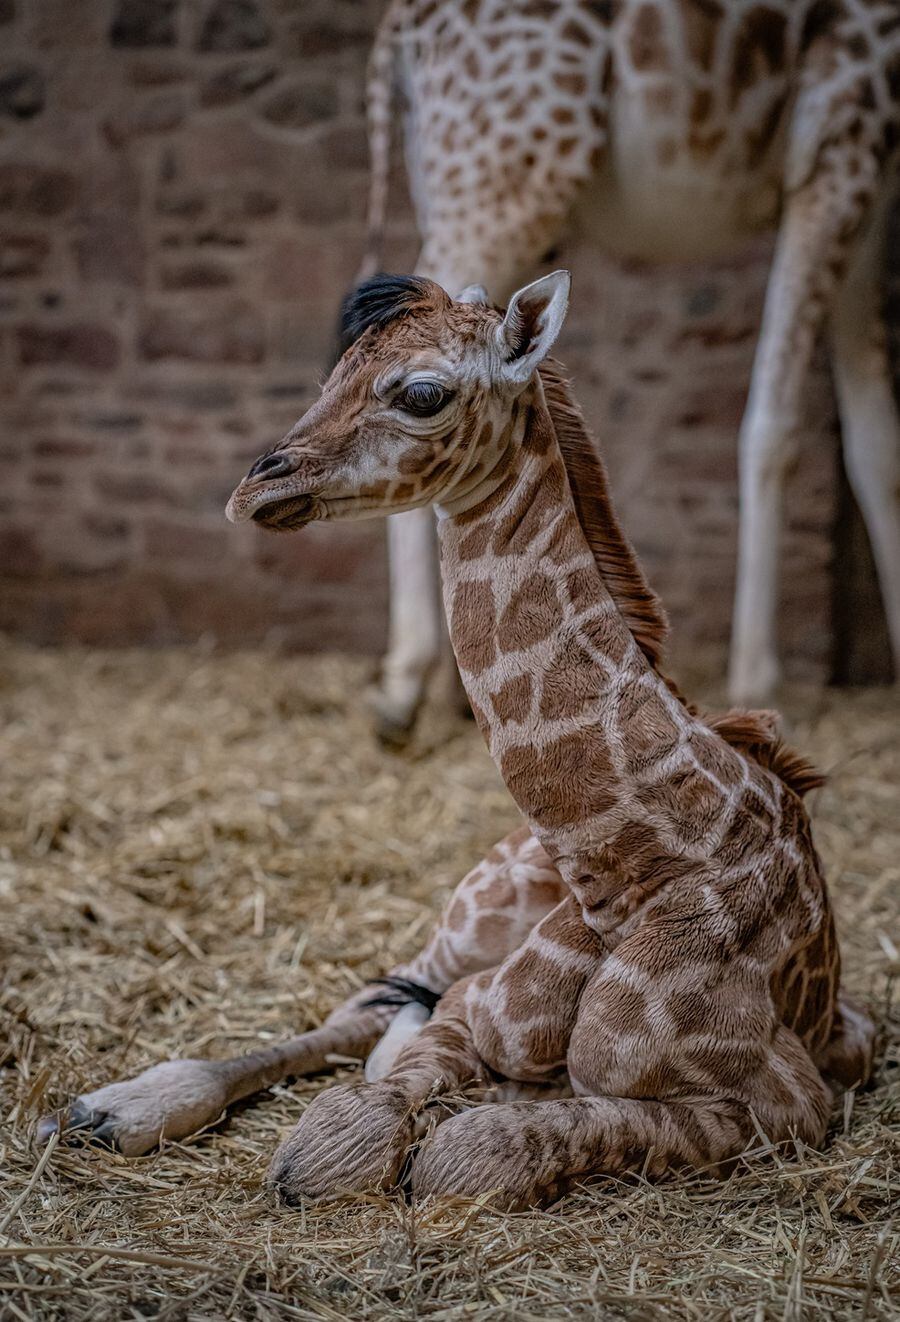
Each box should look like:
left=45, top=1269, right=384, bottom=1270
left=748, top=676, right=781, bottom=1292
left=830, top=203, right=900, bottom=680
left=729, top=89, right=887, bottom=703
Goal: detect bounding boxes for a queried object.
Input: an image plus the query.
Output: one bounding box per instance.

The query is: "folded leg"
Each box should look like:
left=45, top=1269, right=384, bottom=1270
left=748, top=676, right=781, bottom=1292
left=267, top=978, right=489, bottom=1203
left=412, top=1028, right=831, bottom=1209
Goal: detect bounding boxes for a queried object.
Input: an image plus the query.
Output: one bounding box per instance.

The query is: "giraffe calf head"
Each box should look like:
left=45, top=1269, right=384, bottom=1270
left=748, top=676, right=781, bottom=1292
left=226, top=271, right=570, bottom=530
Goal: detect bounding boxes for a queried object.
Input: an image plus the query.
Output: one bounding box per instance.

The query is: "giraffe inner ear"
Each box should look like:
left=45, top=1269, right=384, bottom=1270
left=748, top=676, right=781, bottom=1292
left=457, top=283, right=489, bottom=305
left=496, top=270, right=571, bottom=385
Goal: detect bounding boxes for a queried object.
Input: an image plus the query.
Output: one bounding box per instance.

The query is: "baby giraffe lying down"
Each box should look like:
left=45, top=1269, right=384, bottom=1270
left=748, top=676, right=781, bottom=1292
left=40, top=272, right=876, bottom=1210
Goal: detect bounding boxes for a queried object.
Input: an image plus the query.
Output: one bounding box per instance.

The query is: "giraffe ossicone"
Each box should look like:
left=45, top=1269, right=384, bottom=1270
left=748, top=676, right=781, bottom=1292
left=40, top=273, right=876, bottom=1209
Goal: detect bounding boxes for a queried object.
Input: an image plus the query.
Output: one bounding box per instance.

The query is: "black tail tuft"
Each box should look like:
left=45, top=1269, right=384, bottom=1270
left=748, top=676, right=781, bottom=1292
left=362, top=976, right=441, bottom=1012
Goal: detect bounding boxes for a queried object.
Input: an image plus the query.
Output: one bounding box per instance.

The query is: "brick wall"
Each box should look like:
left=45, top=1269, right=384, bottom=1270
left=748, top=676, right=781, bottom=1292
left=0, top=0, right=892, bottom=677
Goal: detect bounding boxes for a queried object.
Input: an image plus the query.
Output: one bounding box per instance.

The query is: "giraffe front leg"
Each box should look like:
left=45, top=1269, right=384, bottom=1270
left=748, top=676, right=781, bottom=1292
left=268, top=981, right=488, bottom=1204
left=413, top=978, right=832, bottom=1210
left=411, top=1093, right=754, bottom=1209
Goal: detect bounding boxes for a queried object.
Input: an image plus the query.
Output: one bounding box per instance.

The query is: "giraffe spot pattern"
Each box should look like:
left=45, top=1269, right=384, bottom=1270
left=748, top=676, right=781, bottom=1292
left=497, top=570, right=564, bottom=652
left=450, top=578, right=497, bottom=674
left=490, top=672, right=534, bottom=722
left=501, top=730, right=618, bottom=829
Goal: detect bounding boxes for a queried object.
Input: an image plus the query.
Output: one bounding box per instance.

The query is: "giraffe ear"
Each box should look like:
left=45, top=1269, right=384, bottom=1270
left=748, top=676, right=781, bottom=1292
left=496, top=270, right=570, bottom=385
left=456, top=283, right=489, bottom=305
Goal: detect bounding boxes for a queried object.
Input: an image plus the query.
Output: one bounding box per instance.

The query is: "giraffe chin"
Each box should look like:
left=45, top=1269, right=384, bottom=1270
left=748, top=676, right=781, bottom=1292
left=250, top=494, right=316, bottom=532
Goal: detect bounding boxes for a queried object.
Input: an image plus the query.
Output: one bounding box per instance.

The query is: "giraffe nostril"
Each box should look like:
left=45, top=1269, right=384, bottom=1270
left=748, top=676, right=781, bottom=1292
left=247, top=451, right=296, bottom=482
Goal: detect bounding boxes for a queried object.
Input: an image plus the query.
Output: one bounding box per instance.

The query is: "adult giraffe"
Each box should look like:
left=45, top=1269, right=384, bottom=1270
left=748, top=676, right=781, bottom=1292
left=359, top=0, right=900, bottom=741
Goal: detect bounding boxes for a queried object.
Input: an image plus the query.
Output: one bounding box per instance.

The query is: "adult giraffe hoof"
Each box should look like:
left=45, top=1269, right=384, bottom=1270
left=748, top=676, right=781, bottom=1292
left=267, top=1082, right=417, bottom=1205
left=365, top=677, right=421, bottom=749
left=36, top=1060, right=232, bottom=1157
left=373, top=708, right=416, bottom=750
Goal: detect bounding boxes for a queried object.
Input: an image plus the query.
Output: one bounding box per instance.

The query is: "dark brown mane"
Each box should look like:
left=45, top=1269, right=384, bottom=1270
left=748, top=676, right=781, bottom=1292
left=539, top=360, right=669, bottom=670
left=539, top=361, right=824, bottom=798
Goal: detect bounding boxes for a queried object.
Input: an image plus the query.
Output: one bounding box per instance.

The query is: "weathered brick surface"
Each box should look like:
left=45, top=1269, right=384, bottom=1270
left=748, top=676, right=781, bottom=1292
left=0, top=0, right=893, bottom=677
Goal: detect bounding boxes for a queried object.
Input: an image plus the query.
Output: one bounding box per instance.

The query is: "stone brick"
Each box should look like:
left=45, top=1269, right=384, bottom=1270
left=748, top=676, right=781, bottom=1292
left=94, top=471, right=177, bottom=504
left=259, top=78, right=339, bottom=129
left=0, top=232, right=50, bottom=278
left=0, top=1, right=14, bottom=23
left=196, top=0, right=271, bottom=52
left=138, top=303, right=264, bottom=364
left=315, top=120, right=369, bottom=171
left=34, top=436, right=97, bottom=459
left=0, top=526, right=43, bottom=577
left=217, top=188, right=280, bottom=222
left=0, top=65, right=46, bottom=119
left=17, top=323, right=120, bottom=370
left=83, top=511, right=131, bottom=540
left=160, top=260, right=233, bottom=289
left=128, top=58, right=188, bottom=87
left=200, top=60, right=276, bottom=107
left=103, top=91, right=185, bottom=145
left=143, top=515, right=232, bottom=563
left=110, top=0, right=178, bottom=48
left=129, top=380, right=238, bottom=410
left=289, top=20, right=371, bottom=57
left=73, top=219, right=145, bottom=286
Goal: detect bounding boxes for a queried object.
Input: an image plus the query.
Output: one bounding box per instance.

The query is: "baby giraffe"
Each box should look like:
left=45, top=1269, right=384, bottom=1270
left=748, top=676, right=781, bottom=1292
left=40, top=272, right=875, bottom=1208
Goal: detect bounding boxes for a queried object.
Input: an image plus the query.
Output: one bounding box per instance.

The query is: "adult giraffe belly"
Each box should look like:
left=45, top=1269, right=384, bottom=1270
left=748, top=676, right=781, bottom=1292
left=572, top=99, right=785, bottom=263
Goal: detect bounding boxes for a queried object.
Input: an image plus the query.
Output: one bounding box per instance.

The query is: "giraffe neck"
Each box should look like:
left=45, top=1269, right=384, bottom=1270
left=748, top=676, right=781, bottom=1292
left=436, top=375, right=736, bottom=932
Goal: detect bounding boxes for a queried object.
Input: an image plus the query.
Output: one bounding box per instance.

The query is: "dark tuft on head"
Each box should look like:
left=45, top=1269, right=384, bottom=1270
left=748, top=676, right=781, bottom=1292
left=338, top=273, right=431, bottom=355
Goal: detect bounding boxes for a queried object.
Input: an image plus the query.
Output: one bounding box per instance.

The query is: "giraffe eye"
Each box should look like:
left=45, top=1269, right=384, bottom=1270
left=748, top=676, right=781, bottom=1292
left=395, top=381, right=451, bottom=416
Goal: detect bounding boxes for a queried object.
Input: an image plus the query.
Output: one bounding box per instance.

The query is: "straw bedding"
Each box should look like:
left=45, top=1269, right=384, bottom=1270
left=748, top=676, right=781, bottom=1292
left=1, top=640, right=897, bottom=1321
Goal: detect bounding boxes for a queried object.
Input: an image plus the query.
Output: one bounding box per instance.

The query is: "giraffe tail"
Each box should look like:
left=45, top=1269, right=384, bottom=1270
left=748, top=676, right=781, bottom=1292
left=362, top=976, right=441, bottom=1082
left=358, top=8, right=399, bottom=283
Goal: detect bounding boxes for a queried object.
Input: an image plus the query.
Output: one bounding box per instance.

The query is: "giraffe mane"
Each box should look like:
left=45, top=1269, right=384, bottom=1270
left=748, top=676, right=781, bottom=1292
left=539, top=360, right=670, bottom=670
left=538, top=361, right=824, bottom=797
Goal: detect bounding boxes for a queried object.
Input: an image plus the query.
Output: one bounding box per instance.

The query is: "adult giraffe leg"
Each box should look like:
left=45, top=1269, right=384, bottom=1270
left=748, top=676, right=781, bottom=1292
left=36, top=828, right=563, bottom=1155
left=371, top=503, right=445, bottom=745
left=728, top=146, right=882, bottom=703
left=829, top=203, right=900, bottom=681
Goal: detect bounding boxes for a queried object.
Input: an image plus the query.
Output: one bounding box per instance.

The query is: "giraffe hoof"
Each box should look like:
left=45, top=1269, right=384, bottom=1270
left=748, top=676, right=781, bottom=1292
left=373, top=709, right=416, bottom=749
left=35, top=1060, right=232, bottom=1157
left=267, top=1083, right=416, bottom=1204
left=411, top=1106, right=551, bottom=1210
left=365, top=680, right=421, bottom=749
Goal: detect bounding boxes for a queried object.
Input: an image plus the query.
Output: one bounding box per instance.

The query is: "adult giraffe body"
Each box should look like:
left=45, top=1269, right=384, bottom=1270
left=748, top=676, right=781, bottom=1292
left=363, top=0, right=900, bottom=739
left=41, top=273, right=877, bottom=1208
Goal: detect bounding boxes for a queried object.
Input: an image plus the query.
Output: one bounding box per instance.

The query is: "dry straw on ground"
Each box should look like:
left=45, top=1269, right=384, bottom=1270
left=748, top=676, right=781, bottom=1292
left=0, top=640, right=897, bottom=1321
